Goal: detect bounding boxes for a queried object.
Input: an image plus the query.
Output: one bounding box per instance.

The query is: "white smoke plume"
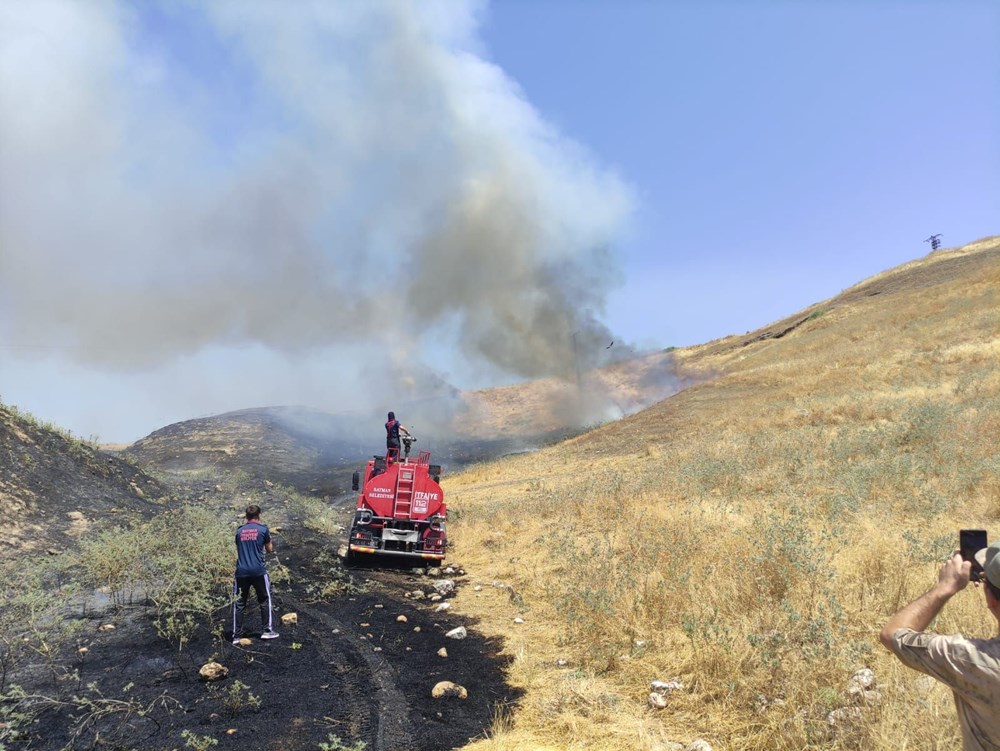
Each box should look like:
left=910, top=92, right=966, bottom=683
left=0, top=0, right=634, bottom=439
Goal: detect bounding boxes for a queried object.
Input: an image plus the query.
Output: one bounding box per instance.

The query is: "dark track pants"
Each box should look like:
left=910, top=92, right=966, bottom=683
left=387, top=439, right=400, bottom=460
left=231, top=573, right=273, bottom=636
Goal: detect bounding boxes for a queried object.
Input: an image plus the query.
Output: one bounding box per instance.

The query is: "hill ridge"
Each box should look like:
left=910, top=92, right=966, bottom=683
left=1, top=403, right=163, bottom=558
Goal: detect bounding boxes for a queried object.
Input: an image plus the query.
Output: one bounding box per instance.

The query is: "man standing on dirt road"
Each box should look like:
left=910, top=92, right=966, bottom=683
left=231, top=503, right=279, bottom=643
left=880, top=542, right=1000, bottom=750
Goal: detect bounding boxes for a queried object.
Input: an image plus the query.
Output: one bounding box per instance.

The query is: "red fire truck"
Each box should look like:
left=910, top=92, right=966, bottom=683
left=346, top=440, right=447, bottom=563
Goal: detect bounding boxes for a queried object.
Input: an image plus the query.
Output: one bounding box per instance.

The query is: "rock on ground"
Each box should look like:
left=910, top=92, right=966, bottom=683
left=199, top=662, right=229, bottom=681
left=432, top=681, right=468, bottom=699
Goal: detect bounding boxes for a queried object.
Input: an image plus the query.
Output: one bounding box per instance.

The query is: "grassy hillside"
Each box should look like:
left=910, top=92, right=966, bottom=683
left=126, top=406, right=371, bottom=495
left=445, top=236, right=1000, bottom=750
left=1, top=403, right=164, bottom=557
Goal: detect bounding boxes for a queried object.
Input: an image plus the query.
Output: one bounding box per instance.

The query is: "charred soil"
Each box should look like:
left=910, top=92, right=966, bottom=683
left=0, top=424, right=519, bottom=751
left=2, top=481, right=519, bottom=751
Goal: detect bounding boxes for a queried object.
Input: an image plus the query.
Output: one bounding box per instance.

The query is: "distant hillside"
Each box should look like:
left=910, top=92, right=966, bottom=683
left=125, top=349, right=684, bottom=490
left=126, top=406, right=370, bottom=494
left=686, top=234, right=1000, bottom=360
left=458, top=348, right=683, bottom=435
left=1, top=404, right=163, bottom=558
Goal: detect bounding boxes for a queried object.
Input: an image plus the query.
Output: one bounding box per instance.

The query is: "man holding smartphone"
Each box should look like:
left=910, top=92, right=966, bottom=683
left=880, top=541, right=1000, bottom=749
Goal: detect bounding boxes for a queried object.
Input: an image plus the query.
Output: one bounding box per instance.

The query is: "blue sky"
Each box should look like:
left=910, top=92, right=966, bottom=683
left=482, top=1, right=999, bottom=346
left=0, top=1, right=997, bottom=442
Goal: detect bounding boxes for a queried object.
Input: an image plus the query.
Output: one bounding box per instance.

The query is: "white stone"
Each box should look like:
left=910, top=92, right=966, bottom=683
left=648, top=692, right=668, bottom=709
left=431, top=681, right=467, bottom=699
left=432, top=579, right=455, bottom=595
left=847, top=668, right=875, bottom=692
left=434, top=603, right=451, bottom=612
left=445, top=626, right=467, bottom=640
left=198, top=662, right=229, bottom=682
left=827, top=706, right=863, bottom=727
left=650, top=679, right=684, bottom=695
left=847, top=668, right=881, bottom=705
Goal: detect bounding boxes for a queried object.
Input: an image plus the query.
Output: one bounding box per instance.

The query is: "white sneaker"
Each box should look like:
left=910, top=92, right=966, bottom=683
left=260, top=630, right=279, bottom=640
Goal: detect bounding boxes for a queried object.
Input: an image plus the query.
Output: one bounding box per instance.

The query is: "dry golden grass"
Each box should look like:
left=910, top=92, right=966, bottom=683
left=447, top=237, right=1000, bottom=750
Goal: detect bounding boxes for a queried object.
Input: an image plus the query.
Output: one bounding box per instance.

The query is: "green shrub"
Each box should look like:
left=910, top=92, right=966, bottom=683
left=209, top=679, right=261, bottom=717
left=318, top=734, right=366, bottom=751
left=181, top=729, right=218, bottom=750
left=76, top=506, right=233, bottom=655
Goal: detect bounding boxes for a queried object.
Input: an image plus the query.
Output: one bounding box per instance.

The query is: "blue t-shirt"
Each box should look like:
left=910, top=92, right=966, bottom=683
left=235, top=521, right=271, bottom=578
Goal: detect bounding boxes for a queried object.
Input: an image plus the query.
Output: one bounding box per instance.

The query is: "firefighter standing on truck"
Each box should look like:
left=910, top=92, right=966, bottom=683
left=385, top=411, right=411, bottom=459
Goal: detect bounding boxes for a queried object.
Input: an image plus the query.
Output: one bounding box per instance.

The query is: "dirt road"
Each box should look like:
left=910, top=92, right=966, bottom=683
left=10, top=525, right=517, bottom=751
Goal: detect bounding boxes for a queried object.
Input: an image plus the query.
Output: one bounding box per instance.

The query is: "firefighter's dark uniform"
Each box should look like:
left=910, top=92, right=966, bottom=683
left=231, top=520, right=275, bottom=637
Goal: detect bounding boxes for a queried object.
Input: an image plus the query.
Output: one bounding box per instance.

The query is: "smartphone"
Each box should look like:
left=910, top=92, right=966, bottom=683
left=960, top=529, right=988, bottom=582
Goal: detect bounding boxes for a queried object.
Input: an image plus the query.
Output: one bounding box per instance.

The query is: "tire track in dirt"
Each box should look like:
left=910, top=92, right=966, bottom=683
left=271, top=526, right=520, bottom=751
left=287, top=596, right=417, bottom=751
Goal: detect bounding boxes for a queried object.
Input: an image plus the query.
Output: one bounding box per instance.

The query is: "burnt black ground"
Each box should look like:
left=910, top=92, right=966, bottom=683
left=5, top=524, right=518, bottom=751
left=4, top=402, right=522, bottom=751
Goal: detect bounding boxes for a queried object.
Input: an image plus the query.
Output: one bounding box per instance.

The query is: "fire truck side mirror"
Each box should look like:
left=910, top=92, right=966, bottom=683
left=351, top=471, right=360, bottom=492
